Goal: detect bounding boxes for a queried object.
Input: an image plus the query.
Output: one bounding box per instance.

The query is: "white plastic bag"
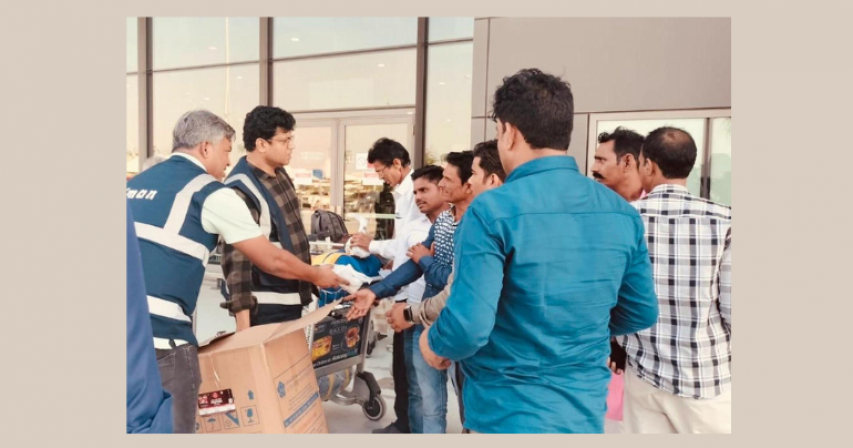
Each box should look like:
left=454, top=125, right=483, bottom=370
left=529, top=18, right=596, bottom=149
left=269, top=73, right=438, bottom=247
left=345, top=213, right=372, bottom=259
left=331, top=264, right=372, bottom=295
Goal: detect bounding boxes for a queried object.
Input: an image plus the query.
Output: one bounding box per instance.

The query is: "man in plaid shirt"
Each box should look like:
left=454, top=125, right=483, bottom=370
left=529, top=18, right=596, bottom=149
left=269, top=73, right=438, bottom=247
left=220, top=106, right=316, bottom=330
left=619, top=126, right=732, bottom=434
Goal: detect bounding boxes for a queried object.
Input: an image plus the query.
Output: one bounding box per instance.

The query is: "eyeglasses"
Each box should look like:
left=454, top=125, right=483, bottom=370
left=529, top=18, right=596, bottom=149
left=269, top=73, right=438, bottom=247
left=374, top=164, right=391, bottom=175
left=266, top=136, right=295, bottom=147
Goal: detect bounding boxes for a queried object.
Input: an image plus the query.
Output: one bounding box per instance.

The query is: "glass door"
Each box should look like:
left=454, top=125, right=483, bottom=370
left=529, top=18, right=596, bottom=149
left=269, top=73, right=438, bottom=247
left=294, top=110, right=415, bottom=237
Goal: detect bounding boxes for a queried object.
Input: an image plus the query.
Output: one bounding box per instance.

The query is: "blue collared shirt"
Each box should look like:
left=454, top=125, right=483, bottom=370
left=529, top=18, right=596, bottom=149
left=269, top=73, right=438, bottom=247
left=127, top=201, right=173, bottom=434
left=368, top=209, right=456, bottom=302
left=428, top=155, right=658, bottom=434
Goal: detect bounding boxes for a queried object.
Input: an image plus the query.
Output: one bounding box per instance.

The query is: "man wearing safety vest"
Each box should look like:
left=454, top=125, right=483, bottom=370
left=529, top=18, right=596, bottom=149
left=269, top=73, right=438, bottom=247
left=127, top=109, right=346, bottom=433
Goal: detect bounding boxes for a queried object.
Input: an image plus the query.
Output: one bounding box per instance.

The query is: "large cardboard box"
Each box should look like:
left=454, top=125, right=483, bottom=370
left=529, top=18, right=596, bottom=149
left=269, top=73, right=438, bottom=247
left=194, top=301, right=340, bottom=434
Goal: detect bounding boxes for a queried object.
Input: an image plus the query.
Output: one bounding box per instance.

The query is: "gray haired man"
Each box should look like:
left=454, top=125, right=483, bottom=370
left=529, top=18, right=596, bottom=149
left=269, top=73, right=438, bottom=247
left=127, top=109, right=347, bottom=432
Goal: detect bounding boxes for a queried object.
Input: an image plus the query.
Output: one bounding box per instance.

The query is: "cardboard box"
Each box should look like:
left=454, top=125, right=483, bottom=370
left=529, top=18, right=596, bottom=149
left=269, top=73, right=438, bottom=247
left=194, top=301, right=341, bottom=434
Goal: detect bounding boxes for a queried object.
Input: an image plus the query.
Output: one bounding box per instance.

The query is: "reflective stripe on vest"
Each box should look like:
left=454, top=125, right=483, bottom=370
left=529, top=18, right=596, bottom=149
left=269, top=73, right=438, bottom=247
left=135, top=222, right=210, bottom=265
left=226, top=174, right=272, bottom=237
left=163, top=173, right=218, bottom=233
left=147, top=296, right=192, bottom=323
left=254, top=291, right=303, bottom=306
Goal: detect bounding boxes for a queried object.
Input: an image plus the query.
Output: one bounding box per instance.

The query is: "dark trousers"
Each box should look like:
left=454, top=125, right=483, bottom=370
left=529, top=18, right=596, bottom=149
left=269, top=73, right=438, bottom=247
left=392, top=329, right=411, bottom=432
left=155, top=344, right=201, bottom=434
left=455, top=364, right=466, bottom=427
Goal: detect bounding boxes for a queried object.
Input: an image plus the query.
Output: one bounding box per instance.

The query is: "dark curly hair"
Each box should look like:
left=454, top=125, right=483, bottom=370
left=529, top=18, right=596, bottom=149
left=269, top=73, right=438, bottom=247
left=597, top=127, right=645, bottom=165
left=472, top=140, right=506, bottom=182
left=490, top=68, right=574, bottom=151
left=367, top=138, right=411, bottom=167
left=445, top=151, right=474, bottom=184
left=243, top=106, right=296, bottom=151
left=411, top=165, right=444, bottom=184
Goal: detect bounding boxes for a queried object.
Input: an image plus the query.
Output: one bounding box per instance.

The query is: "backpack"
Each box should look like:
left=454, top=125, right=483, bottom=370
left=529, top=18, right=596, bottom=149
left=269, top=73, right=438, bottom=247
left=311, top=210, right=348, bottom=243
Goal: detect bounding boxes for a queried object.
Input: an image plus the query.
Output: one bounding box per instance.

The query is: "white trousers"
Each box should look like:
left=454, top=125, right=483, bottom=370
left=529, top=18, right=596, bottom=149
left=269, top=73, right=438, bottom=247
left=623, top=365, right=731, bottom=434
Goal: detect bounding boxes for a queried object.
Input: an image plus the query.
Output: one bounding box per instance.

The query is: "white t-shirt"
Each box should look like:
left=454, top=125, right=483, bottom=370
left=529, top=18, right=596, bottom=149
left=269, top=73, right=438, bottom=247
left=171, top=153, right=262, bottom=244
left=368, top=170, right=429, bottom=303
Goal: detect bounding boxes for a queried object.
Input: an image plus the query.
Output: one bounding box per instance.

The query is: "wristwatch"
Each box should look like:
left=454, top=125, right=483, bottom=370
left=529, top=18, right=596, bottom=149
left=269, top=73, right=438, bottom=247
left=403, top=306, right=414, bottom=324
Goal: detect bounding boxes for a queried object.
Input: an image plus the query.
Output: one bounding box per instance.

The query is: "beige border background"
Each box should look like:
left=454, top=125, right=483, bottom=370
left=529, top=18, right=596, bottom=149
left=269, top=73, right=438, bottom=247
left=3, top=0, right=845, bottom=445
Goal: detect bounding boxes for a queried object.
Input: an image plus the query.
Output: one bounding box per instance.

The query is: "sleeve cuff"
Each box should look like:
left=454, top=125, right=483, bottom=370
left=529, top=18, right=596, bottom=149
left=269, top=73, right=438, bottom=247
left=368, top=240, right=383, bottom=255
left=418, top=256, right=435, bottom=271
left=411, top=302, right=424, bottom=325
left=368, top=283, right=392, bottom=299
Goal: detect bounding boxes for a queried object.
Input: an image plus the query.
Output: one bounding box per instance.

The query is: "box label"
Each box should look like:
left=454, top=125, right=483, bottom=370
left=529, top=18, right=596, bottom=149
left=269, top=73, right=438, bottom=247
left=198, top=389, right=236, bottom=416
left=310, top=314, right=367, bottom=368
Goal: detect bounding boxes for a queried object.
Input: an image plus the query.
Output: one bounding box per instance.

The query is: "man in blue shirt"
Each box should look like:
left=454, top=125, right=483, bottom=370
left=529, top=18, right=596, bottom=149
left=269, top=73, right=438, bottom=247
left=126, top=201, right=173, bottom=434
left=347, top=153, right=475, bottom=433
left=420, top=68, right=659, bottom=434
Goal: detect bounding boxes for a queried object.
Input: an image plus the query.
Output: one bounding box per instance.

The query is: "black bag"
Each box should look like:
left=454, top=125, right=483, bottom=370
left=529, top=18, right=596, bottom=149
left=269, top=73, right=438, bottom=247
left=311, top=210, right=348, bottom=243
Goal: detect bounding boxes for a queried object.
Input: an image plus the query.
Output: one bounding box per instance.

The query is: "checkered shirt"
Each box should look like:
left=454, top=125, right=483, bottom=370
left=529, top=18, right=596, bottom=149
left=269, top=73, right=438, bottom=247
left=620, top=184, right=732, bottom=399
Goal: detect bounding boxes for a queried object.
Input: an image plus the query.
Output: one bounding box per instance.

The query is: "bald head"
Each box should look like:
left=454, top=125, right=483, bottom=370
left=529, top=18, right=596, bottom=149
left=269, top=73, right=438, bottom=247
left=641, top=127, right=697, bottom=179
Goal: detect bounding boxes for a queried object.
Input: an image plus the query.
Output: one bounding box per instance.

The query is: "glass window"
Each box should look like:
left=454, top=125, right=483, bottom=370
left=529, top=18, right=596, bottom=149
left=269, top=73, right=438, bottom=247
left=428, top=17, right=474, bottom=42
left=152, top=18, right=259, bottom=70
left=596, top=118, right=707, bottom=196
left=710, top=117, right=731, bottom=206
left=127, top=18, right=137, bottom=73
left=425, top=42, right=474, bottom=165
left=152, top=65, right=260, bottom=170
left=273, top=18, right=417, bottom=58
left=127, top=75, right=139, bottom=176
left=288, top=124, right=334, bottom=231
left=273, top=49, right=417, bottom=111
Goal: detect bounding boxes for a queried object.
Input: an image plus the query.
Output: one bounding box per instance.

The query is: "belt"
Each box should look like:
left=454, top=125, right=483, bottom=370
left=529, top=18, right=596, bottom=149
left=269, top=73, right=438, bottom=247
left=255, top=291, right=303, bottom=306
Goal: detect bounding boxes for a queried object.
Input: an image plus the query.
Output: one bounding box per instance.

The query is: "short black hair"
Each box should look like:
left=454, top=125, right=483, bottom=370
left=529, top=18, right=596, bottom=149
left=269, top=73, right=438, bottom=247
left=598, top=127, right=645, bottom=165
left=367, top=138, right=411, bottom=167
left=411, top=165, right=444, bottom=184
left=472, top=140, right=506, bottom=182
left=490, top=68, right=574, bottom=150
left=243, top=106, right=296, bottom=151
left=445, top=151, right=474, bottom=184
left=642, top=127, right=697, bottom=179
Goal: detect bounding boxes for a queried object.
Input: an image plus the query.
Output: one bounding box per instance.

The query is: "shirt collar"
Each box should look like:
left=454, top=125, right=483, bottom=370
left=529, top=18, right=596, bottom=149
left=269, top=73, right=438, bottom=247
left=393, top=170, right=414, bottom=198
left=505, top=155, right=579, bottom=184
left=648, top=184, right=690, bottom=196
left=245, top=157, right=283, bottom=180
left=170, top=152, right=207, bottom=171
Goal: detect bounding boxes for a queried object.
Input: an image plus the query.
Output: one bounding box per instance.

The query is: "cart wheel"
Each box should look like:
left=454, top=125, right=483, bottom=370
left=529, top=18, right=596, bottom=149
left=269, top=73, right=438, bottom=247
left=362, top=395, right=385, bottom=421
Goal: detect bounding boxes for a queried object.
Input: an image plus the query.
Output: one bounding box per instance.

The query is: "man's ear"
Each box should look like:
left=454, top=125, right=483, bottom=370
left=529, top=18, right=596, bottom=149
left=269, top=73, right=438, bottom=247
left=622, top=154, right=637, bottom=172
left=255, top=138, right=268, bottom=153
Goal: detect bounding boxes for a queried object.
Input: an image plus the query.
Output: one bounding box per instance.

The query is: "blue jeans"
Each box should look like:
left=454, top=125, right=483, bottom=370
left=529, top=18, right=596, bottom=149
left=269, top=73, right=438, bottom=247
left=412, top=325, right=449, bottom=433
left=403, top=327, right=423, bottom=433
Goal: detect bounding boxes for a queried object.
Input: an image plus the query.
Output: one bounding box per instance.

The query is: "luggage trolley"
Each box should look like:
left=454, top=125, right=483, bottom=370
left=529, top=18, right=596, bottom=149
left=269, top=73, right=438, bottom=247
left=307, top=240, right=387, bottom=421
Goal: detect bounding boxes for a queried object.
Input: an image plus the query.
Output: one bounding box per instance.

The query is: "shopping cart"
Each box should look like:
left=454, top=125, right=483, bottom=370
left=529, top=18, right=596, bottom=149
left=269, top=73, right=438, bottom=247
left=305, top=300, right=386, bottom=421
left=307, top=241, right=387, bottom=421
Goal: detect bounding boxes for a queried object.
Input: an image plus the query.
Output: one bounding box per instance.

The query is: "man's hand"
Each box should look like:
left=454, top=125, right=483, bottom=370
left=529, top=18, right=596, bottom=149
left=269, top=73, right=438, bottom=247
left=407, top=243, right=432, bottom=264
left=350, top=233, right=373, bottom=251
left=344, top=288, right=377, bottom=321
left=606, top=357, right=623, bottom=375
left=420, top=326, right=450, bottom=370
left=311, top=265, right=349, bottom=290
left=236, top=310, right=251, bottom=332
left=386, top=303, right=414, bottom=332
